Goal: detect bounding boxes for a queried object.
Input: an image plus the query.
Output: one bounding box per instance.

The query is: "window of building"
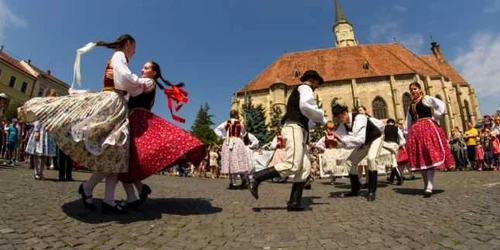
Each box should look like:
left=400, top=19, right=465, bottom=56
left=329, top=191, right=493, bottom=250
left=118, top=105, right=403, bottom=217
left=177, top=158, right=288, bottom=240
left=0, top=68, right=3, bottom=77
left=21, top=82, right=28, bottom=93
left=372, top=96, right=388, bottom=119
left=464, top=99, right=471, bottom=121
left=8, top=76, right=16, bottom=88
left=402, top=92, right=412, bottom=117
left=38, top=87, right=45, bottom=97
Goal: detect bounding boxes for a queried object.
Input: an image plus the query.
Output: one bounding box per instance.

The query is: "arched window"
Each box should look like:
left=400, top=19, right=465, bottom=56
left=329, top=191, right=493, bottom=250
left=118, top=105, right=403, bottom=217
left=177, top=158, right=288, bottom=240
left=402, top=92, right=412, bottom=117
left=372, top=96, right=388, bottom=119
left=464, top=99, right=471, bottom=121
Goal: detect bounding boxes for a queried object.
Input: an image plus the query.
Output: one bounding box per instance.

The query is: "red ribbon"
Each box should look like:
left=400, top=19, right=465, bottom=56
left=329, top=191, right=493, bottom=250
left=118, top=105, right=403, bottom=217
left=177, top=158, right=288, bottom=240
left=164, top=84, right=188, bottom=123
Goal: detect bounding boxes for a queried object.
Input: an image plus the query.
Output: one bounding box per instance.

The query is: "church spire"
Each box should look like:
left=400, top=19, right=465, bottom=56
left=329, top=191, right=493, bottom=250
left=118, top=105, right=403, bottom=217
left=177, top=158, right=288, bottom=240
left=333, top=0, right=358, bottom=48
left=334, top=0, right=347, bottom=24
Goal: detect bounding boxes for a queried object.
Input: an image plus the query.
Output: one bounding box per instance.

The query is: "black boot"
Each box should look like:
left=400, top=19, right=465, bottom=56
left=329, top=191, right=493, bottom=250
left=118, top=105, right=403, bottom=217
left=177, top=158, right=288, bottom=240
left=239, top=178, right=248, bottom=189
left=249, top=167, right=280, bottom=199
left=367, top=171, right=378, bottom=201
left=345, top=174, right=360, bottom=197
left=387, top=168, right=396, bottom=183
left=287, top=182, right=311, bottom=211
left=395, top=169, right=404, bottom=186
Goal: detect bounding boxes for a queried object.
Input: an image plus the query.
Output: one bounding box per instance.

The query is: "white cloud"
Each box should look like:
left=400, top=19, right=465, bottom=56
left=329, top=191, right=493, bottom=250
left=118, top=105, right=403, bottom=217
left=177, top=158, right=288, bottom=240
left=483, top=0, right=500, bottom=13
left=452, top=32, right=500, bottom=114
left=0, top=0, right=27, bottom=42
left=369, top=21, right=424, bottom=53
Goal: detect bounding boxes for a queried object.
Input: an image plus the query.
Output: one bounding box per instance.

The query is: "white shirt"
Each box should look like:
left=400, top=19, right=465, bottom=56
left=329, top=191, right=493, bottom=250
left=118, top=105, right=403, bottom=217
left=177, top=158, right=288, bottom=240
left=246, top=132, right=259, bottom=149
left=336, top=113, right=384, bottom=149
left=297, top=84, right=327, bottom=127
left=111, top=51, right=155, bottom=97
left=214, top=118, right=244, bottom=139
left=404, top=95, right=446, bottom=133
left=397, top=127, right=406, bottom=146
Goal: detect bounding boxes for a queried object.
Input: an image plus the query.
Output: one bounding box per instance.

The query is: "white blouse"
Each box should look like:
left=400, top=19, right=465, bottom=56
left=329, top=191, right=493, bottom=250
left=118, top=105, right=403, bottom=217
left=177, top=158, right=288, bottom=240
left=111, top=51, right=155, bottom=97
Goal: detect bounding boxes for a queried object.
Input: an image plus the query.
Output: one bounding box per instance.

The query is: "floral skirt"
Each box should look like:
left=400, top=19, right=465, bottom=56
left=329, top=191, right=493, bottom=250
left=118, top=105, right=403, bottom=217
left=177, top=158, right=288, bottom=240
left=321, top=148, right=349, bottom=177
left=407, top=119, right=455, bottom=171
left=221, top=138, right=248, bottom=174
left=119, top=109, right=206, bottom=183
left=20, top=91, right=130, bottom=173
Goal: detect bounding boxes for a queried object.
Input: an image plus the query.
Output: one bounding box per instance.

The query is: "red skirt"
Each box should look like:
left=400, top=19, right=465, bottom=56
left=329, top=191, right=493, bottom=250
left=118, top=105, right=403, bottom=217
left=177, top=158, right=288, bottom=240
left=119, top=109, right=206, bottom=183
left=407, top=119, right=454, bottom=171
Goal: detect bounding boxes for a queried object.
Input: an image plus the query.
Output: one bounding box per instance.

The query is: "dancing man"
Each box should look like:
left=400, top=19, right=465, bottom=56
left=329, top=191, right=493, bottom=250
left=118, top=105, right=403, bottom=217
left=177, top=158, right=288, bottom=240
left=248, top=70, right=326, bottom=211
left=331, top=103, right=384, bottom=201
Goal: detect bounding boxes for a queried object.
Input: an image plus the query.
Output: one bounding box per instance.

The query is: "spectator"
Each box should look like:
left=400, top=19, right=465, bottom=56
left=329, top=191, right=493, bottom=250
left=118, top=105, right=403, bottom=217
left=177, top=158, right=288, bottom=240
left=5, top=118, right=18, bottom=167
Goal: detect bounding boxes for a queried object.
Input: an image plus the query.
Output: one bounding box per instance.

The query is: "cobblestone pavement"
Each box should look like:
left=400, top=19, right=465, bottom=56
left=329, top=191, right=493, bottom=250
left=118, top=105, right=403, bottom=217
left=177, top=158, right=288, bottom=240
left=0, top=163, right=499, bottom=250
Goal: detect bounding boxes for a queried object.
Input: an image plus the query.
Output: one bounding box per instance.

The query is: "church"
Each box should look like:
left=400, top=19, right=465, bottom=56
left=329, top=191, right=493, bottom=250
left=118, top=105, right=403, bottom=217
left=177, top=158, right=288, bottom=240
left=231, top=0, right=480, bottom=135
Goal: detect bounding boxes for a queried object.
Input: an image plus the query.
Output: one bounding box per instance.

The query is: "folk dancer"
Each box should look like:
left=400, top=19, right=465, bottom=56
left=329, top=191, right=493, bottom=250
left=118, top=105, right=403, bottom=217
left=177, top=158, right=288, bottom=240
left=248, top=70, right=326, bottom=211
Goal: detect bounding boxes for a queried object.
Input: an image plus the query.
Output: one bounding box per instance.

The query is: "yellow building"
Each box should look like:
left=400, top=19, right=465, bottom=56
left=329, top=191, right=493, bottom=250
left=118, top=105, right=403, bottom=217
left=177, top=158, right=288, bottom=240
left=0, top=45, right=69, bottom=120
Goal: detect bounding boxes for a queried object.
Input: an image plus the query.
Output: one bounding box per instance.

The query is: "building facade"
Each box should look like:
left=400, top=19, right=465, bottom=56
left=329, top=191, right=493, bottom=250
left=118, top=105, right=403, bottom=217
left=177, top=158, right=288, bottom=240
left=231, top=0, right=480, bottom=135
left=0, top=46, right=69, bottom=120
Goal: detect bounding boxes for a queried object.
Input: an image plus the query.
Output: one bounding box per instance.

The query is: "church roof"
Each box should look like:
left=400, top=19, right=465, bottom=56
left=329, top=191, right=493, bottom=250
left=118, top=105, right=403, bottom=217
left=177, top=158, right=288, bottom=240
left=419, top=55, right=467, bottom=84
left=239, top=43, right=457, bottom=93
left=334, top=0, right=348, bottom=24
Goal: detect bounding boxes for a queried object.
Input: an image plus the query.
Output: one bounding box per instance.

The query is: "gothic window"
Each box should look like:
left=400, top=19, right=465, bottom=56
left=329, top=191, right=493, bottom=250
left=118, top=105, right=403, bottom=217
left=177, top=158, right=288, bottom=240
left=372, top=96, right=388, bottom=119
left=464, top=99, right=471, bottom=121
left=402, top=92, right=412, bottom=117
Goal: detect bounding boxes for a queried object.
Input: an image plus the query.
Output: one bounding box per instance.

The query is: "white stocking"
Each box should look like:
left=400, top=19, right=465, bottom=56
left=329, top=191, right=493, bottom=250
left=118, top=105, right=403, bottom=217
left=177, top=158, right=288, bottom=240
left=134, top=182, right=144, bottom=193
left=426, top=169, right=435, bottom=192
left=122, top=183, right=138, bottom=202
left=421, top=171, right=428, bottom=190
left=103, top=173, right=119, bottom=206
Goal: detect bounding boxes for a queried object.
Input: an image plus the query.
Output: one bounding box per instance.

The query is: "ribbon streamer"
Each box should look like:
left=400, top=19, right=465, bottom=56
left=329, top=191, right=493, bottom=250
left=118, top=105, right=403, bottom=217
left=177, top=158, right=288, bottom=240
left=164, top=83, right=188, bottom=123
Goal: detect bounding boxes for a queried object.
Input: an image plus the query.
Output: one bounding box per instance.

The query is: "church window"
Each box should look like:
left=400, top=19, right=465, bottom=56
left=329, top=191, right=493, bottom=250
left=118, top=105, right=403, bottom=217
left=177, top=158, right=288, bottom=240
left=402, top=92, right=412, bottom=117
left=372, top=96, right=388, bottom=119
left=464, top=99, right=471, bottom=121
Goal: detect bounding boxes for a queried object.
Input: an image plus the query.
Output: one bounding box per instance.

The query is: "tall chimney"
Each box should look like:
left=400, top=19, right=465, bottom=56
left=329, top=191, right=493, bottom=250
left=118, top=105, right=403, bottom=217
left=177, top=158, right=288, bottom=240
left=27, top=59, right=31, bottom=65
left=46, top=70, right=51, bottom=75
left=0, top=45, right=3, bottom=52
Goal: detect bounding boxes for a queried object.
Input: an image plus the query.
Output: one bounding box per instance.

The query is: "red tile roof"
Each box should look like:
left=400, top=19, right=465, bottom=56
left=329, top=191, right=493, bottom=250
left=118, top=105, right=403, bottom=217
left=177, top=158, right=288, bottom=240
left=0, top=51, right=36, bottom=78
left=419, top=55, right=467, bottom=84
left=239, top=43, right=466, bottom=93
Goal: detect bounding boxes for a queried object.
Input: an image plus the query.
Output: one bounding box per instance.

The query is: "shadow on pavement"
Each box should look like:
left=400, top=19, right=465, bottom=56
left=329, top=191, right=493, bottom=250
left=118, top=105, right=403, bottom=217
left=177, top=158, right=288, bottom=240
left=393, top=188, right=445, bottom=196
left=252, top=196, right=326, bottom=212
left=62, top=198, right=222, bottom=224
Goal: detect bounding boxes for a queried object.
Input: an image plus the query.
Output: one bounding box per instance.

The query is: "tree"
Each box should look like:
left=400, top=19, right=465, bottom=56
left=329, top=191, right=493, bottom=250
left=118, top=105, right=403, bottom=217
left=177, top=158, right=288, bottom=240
left=309, top=95, right=328, bottom=142
left=268, top=105, right=283, bottom=138
left=190, top=103, right=218, bottom=146
left=242, top=95, right=272, bottom=145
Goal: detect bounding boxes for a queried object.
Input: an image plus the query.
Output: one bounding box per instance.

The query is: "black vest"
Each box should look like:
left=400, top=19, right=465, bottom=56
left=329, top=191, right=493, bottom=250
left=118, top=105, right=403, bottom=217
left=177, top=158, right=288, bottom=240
left=409, top=97, right=433, bottom=122
left=281, top=85, right=309, bottom=130
left=128, top=85, right=156, bottom=111
left=384, top=124, right=399, bottom=143
left=346, top=113, right=382, bottom=146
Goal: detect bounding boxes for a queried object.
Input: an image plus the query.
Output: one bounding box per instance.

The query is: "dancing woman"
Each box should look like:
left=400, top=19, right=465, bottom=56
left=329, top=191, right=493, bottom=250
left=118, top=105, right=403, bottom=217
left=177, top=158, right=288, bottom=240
left=118, top=61, right=206, bottom=209
left=21, top=34, right=154, bottom=213
left=405, top=82, right=455, bottom=197
left=214, top=110, right=249, bottom=189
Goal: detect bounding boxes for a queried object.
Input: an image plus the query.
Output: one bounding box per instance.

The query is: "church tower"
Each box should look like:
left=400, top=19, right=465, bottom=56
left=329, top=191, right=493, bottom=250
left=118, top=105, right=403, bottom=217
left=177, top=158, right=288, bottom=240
left=333, top=0, right=358, bottom=47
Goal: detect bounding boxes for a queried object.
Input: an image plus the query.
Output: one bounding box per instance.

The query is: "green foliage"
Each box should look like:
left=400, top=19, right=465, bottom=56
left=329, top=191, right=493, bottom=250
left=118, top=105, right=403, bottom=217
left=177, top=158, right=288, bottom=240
left=190, top=103, right=218, bottom=146
left=242, top=95, right=273, bottom=145
left=269, top=105, right=283, bottom=138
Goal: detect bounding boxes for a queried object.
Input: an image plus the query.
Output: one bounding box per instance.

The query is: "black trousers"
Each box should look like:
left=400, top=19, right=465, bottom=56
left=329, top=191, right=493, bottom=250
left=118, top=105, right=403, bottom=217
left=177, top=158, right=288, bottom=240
left=58, top=150, right=73, bottom=180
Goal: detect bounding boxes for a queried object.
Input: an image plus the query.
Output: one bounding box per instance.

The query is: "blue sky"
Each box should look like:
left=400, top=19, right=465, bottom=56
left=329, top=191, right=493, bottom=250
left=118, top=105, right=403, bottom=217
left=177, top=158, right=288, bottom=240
left=1, top=0, right=500, bottom=129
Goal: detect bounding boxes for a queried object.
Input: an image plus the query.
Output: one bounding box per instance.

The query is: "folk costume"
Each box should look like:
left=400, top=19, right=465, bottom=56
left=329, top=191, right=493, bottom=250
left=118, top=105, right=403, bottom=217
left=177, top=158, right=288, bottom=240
left=20, top=42, right=154, bottom=212
left=118, top=78, right=206, bottom=208
left=382, top=120, right=406, bottom=185
left=243, top=132, right=259, bottom=174
left=406, top=95, right=454, bottom=197
left=333, top=105, right=385, bottom=201
left=249, top=70, right=326, bottom=211
left=214, top=118, right=250, bottom=189
left=313, top=127, right=347, bottom=180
